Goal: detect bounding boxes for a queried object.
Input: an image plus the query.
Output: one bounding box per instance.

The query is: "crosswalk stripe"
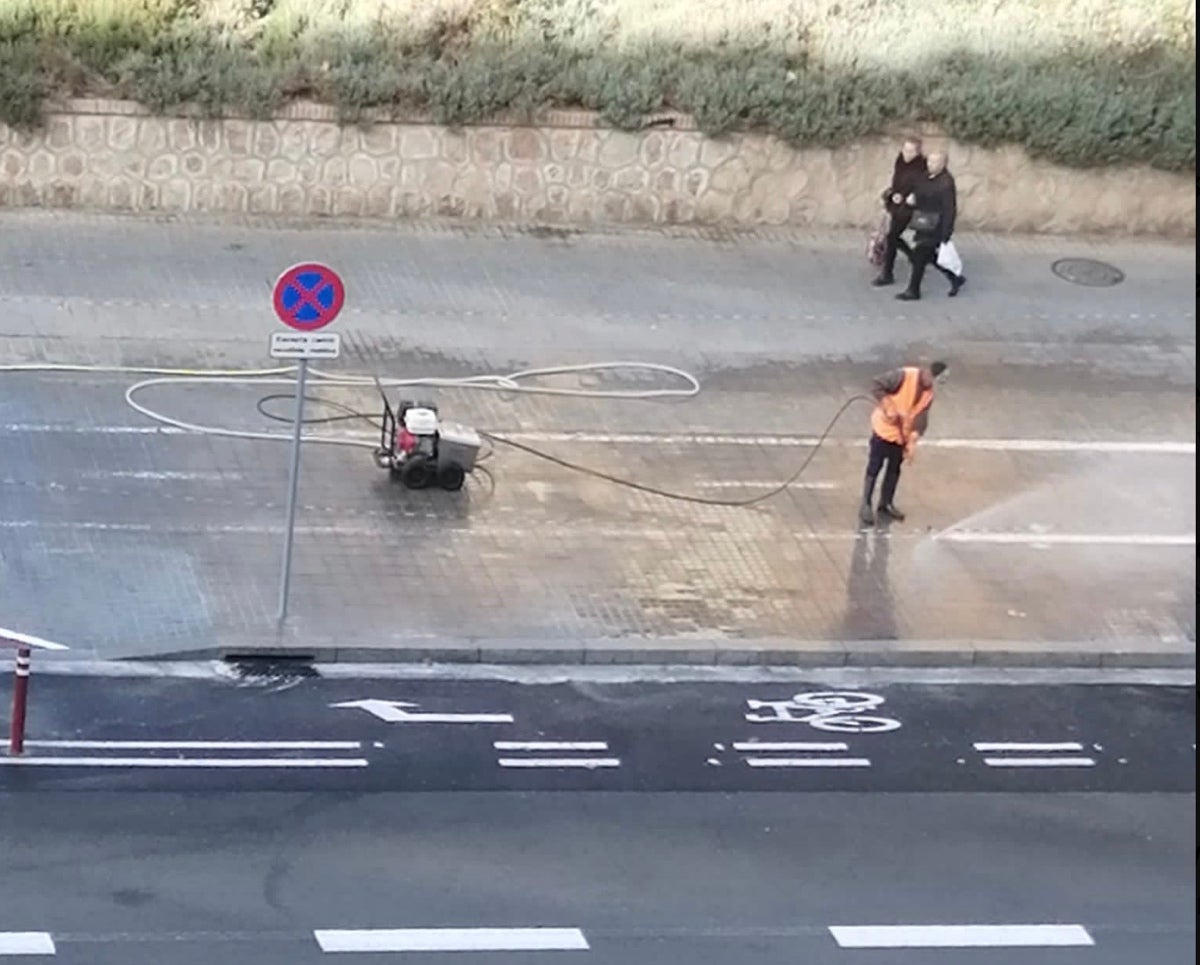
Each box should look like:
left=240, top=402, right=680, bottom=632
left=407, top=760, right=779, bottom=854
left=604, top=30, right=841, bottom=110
left=0, top=932, right=56, bottom=955
left=829, top=924, right=1095, bottom=948
left=313, top=927, right=589, bottom=952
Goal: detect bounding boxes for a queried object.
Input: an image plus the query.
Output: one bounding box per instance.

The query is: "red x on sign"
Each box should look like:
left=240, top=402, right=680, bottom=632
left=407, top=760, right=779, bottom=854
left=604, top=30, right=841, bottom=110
left=273, top=262, right=346, bottom=331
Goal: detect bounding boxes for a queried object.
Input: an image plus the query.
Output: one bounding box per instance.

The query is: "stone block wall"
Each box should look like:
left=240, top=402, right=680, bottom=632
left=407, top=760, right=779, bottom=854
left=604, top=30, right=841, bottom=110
left=0, top=99, right=1194, bottom=235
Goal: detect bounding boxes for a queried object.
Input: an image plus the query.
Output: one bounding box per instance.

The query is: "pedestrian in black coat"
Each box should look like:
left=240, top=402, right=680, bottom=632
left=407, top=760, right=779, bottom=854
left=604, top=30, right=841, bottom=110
left=873, top=137, right=927, bottom=286
left=897, top=151, right=966, bottom=301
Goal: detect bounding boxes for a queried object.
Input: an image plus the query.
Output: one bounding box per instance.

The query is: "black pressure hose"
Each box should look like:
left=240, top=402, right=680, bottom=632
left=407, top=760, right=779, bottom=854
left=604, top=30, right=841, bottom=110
left=255, top=389, right=873, bottom=508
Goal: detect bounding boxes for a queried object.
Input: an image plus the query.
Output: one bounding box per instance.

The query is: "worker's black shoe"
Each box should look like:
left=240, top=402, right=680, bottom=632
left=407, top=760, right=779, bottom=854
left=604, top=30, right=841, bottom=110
left=949, top=274, right=966, bottom=297
left=895, top=290, right=920, bottom=301
left=878, top=503, right=906, bottom=521
left=858, top=501, right=876, bottom=526
left=871, top=273, right=895, bottom=287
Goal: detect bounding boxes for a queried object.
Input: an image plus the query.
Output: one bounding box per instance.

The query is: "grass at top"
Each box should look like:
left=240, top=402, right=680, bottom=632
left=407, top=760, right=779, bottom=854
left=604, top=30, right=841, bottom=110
left=0, top=0, right=1194, bottom=171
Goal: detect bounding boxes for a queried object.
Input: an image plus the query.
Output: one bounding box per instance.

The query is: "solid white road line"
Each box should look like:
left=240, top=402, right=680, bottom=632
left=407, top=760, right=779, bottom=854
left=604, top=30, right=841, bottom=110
left=829, top=924, right=1095, bottom=948
left=497, top=758, right=621, bottom=769
left=733, top=742, right=849, bottom=752
left=973, top=742, right=1084, bottom=752
left=500, top=431, right=1196, bottom=455
left=0, top=932, right=56, bottom=955
left=936, top=532, right=1195, bottom=547
left=0, top=626, right=70, bottom=651
left=746, top=757, right=871, bottom=768
left=81, top=470, right=238, bottom=480
left=313, top=928, right=590, bottom=952
left=983, top=757, right=1097, bottom=768
left=1, top=424, right=184, bottom=434
left=5, top=423, right=1192, bottom=454
left=3, top=517, right=1195, bottom=550
left=494, top=741, right=608, bottom=751
left=26, top=740, right=362, bottom=750
left=0, top=757, right=369, bottom=768
left=694, top=480, right=838, bottom=490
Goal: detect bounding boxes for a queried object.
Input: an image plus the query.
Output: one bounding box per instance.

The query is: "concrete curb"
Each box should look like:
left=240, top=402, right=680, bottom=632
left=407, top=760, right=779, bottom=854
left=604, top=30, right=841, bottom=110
left=180, top=636, right=1197, bottom=670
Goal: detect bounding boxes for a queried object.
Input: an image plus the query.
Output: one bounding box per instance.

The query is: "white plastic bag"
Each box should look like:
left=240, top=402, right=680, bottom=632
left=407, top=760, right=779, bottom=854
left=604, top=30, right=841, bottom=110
left=936, top=240, right=963, bottom=276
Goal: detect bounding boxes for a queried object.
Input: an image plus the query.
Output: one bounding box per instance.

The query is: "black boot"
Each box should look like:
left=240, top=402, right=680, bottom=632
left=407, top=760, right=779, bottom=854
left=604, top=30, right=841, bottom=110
left=896, top=290, right=920, bottom=301
left=871, top=273, right=895, bottom=287
left=878, top=503, right=906, bottom=521
left=949, top=274, right=966, bottom=297
left=859, top=477, right=877, bottom=525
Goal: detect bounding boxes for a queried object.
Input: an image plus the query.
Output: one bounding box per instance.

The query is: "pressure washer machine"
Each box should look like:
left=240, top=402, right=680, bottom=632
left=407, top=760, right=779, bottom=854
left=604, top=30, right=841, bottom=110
left=374, top=397, right=482, bottom=491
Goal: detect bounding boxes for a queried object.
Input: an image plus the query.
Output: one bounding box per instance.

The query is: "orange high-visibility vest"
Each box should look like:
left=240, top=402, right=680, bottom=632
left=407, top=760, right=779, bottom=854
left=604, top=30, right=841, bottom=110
left=871, top=367, right=933, bottom=444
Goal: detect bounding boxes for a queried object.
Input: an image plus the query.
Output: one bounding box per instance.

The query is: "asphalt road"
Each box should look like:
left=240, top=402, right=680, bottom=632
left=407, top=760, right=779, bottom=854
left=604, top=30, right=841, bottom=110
left=0, top=791, right=1193, bottom=964
left=1, top=672, right=1193, bottom=793
left=1, top=670, right=1194, bottom=963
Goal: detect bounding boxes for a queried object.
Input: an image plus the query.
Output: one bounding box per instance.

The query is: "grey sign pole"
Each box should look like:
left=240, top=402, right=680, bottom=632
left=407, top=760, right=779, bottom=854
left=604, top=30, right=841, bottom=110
left=277, top=358, right=309, bottom=623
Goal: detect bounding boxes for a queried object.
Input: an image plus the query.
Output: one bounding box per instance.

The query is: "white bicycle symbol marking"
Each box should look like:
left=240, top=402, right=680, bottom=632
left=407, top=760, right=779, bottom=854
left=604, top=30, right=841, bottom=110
left=745, top=691, right=902, bottom=733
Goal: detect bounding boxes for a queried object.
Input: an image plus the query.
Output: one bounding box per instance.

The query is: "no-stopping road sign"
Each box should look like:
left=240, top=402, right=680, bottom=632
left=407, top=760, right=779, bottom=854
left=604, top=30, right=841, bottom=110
left=273, top=262, right=345, bottom=330
left=270, top=261, right=345, bottom=624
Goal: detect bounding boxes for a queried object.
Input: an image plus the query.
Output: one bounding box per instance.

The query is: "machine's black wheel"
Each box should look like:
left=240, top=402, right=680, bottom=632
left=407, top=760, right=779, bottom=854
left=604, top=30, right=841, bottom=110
left=438, top=464, right=466, bottom=491
left=399, top=454, right=435, bottom=489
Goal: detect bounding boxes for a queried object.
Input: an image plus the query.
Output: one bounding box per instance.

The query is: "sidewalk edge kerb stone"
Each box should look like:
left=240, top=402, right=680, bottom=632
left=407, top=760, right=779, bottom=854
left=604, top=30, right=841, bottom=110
left=179, top=638, right=1198, bottom=670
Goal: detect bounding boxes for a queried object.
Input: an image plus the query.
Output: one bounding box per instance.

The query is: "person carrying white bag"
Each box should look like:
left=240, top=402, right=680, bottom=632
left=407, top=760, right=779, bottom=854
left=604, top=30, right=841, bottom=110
left=896, top=151, right=966, bottom=301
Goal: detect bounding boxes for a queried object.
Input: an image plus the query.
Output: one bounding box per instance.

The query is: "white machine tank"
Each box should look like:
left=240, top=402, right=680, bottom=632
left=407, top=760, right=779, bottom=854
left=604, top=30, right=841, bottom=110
left=403, top=406, right=439, bottom=436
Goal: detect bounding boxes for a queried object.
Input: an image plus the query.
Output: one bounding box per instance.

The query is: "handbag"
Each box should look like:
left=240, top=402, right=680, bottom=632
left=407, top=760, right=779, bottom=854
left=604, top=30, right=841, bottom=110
left=910, top=210, right=939, bottom=233
left=866, top=211, right=890, bottom=266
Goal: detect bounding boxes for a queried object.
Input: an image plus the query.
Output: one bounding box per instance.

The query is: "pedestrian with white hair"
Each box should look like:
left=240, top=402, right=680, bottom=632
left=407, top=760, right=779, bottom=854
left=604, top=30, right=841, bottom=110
left=897, top=150, right=965, bottom=300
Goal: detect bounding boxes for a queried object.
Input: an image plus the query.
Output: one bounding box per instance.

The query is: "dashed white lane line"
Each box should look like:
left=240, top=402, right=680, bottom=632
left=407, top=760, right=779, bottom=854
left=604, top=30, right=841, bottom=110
left=747, top=757, right=872, bottom=768
left=0, top=932, right=56, bottom=955
left=26, top=740, right=362, bottom=750
left=494, top=740, right=621, bottom=769
left=730, top=740, right=872, bottom=768
left=829, top=924, right=1095, bottom=948
left=973, top=742, right=1083, bottom=752
left=983, top=757, right=1097, bottom=768
left=732, top=742, right=849, bottom=752
left=0, top=757, right=368, bottom=768
left=313, top=928, right=590, bottom=953
left=497, top=758, right=622, bottom=769
left=974, top=740, right=1097, bottom=767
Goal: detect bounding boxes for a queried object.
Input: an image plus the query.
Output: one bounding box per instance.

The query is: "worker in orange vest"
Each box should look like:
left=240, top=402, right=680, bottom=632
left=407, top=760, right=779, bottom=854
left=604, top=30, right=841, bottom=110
left=859, top=360, right=947, bottom=525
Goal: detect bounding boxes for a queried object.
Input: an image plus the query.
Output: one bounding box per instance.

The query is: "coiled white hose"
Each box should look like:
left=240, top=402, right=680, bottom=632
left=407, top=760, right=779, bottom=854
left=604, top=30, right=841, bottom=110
left=0, top=361, right=701, bottom=449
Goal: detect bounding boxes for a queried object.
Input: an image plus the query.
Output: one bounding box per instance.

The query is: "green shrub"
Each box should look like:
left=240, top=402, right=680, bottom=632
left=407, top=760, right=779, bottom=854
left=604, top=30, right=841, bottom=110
left=0, top=0, right=1193, bottom=172
left=0, top=37, right=43, bottom=129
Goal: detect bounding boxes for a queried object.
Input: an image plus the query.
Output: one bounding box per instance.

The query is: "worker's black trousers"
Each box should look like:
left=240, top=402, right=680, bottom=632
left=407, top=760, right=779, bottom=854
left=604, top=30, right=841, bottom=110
left=863, top=433, right=904, bottom=508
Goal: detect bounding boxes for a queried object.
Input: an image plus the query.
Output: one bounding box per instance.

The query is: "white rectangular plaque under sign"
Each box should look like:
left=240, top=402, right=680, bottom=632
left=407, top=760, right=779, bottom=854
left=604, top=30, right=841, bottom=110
left=269, top=331, right=341, bottom=359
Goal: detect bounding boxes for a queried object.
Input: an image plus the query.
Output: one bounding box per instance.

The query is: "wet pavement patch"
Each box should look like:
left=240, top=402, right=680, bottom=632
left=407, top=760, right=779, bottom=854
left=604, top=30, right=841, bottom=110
left=1052, top=258, right=1125, bottom=286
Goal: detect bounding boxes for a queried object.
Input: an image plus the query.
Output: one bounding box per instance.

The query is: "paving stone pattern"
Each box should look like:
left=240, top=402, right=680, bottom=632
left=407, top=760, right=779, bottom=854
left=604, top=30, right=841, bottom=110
left=0, top=213, right=1193, bottom=662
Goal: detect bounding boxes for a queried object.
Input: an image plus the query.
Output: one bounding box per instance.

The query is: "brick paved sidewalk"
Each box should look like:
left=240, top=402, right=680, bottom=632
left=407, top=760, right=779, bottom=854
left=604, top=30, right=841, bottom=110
left=0, top=212, right=1193, bottom=667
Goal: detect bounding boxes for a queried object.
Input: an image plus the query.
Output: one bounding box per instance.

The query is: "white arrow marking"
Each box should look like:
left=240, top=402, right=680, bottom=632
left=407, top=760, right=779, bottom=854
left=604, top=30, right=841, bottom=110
left=330, top=699, right=514, bottom=724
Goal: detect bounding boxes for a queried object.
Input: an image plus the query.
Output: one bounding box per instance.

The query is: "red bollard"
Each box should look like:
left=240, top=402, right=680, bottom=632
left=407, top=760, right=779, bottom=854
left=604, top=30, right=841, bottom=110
left=9, top=645, right=30, bottom=756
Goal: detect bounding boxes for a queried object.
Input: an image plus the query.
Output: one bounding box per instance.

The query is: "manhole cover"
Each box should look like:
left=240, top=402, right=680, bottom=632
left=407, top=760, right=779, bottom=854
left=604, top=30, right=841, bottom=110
left=1051, top=258, right=1125, bottom=286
